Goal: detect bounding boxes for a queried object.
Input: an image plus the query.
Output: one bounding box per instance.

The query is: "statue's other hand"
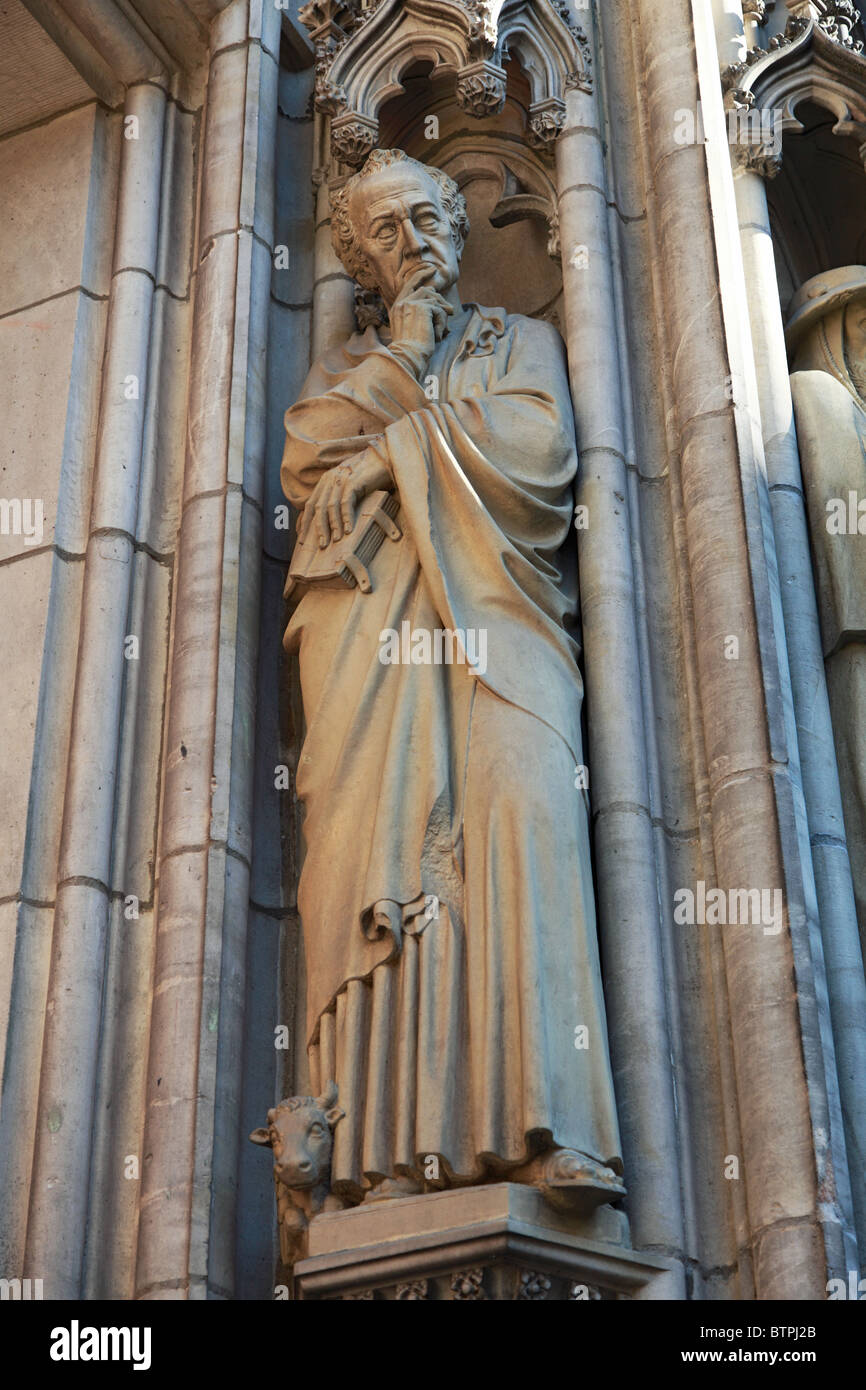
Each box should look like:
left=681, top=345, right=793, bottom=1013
left=300, top=449, right=394, bottom=549
left=388, top=268, right=453, bottom=370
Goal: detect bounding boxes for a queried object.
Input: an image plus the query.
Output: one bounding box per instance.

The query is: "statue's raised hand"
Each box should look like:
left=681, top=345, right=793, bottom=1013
left=388, top=266, right=453, bottom=373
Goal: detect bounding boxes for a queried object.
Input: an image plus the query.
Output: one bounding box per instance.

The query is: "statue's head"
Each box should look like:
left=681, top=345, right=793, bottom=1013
left=786, top=265, right=866, bottom=402
left=331, top=149, right=470, bottom=308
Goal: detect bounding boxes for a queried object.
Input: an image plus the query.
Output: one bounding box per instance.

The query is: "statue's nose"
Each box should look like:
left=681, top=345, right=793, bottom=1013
left=400, top=219, right=426, bottom=254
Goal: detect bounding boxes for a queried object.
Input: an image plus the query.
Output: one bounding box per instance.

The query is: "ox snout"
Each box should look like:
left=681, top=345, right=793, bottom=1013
left=275, top=1154, right=319, bottom=1189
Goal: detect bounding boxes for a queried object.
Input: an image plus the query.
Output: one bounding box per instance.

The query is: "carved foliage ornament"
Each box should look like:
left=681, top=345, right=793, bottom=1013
left=529, top=98, right=567, bottom=147
left=299, top=0, right=385, bottom=116
left=519, top=1270, right=552, bottom=1299
left=721, top=13, right=808, bottom=178
left=331, top=113, right=380, bottom=166
left=566, top=28, right=594, bottom=94
left=329, top=1270, right=609, bottom=1299
left=460, top=0, right=593, bottom=93
left=455, top=59, right=508, bottom=117
left=784, top=2, right=863, bottom=48
left=735, top=142, right=784, bottom=177
left=722, top=8, right=866, bottom=178
left=721, top=14, right=811, bottom=93
left=298, top=0, right=386, bottom=37
left=460, top=0, right=501, bottom=54
left=396, top=1280, right=429, bottom=1299
left=819, top=1, right=864, bottom=51
left=451, top=1268, right=487, bottom=1299
left=547, top=203, right=561, bottom=261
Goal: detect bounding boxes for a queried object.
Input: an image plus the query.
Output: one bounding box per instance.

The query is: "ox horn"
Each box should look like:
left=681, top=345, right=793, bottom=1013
left=315, top=1080, right=338, bottom=1112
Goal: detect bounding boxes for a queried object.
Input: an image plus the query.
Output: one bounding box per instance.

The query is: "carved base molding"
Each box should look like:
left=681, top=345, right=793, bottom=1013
left=293, top=1183, right=668, bottom=1301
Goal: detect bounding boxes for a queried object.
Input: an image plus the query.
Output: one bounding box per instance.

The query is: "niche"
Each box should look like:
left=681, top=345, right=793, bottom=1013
left=768, top=98, right=866, bottom=315
left=375, top=57, right=564, bottom=326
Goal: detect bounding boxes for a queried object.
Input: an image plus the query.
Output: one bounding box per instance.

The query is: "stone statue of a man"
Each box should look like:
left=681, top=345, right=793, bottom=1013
left=280, top=149, right=624, bottom=1208
left=788, top=266, right=866, bottom=952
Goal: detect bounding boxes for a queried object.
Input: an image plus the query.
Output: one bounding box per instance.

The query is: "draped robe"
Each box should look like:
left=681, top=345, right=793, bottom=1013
left=281, top=303, right=623, bottom=1199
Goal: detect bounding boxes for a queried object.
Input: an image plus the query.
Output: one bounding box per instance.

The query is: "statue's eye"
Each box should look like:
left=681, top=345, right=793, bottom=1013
left=308, top=1123, right=325, bottom=1138
left=416, top=214, right=438, bottom=231
left=375, top=224, right=397, bottom=245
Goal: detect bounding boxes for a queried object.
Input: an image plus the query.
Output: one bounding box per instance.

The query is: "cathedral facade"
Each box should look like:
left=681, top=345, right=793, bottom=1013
left=1, top=0, right=866, bottom=1304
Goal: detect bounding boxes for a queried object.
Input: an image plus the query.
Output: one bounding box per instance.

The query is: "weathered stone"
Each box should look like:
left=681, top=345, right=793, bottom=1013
left=1, top=0, right=864, bottom=1309
left=294, top=1184, right=664, bottom=1301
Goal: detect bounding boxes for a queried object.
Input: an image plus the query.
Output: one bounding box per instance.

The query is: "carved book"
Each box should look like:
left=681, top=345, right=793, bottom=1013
left=284, top=489, right=402, bottom=599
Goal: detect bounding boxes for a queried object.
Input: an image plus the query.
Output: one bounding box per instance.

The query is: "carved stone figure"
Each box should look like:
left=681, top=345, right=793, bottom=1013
left=250, top=1083, right=345, bottom=1266
left=280, top=149, right=624, bottom=1213
left=788, top=265, right=866, bottom=948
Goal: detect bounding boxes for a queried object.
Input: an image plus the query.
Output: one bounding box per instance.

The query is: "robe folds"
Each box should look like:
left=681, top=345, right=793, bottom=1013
left=281, top=303, right=623, bottom=1197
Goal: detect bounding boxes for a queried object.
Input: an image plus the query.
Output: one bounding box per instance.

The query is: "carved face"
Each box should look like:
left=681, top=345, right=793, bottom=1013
left=845, top=300, right=866, bottom=401
left=348, top=164, right=461, bottom=308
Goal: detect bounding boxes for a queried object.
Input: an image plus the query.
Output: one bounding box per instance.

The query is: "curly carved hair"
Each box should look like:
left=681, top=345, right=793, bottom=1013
left=330, top=149, right=470, bottom=291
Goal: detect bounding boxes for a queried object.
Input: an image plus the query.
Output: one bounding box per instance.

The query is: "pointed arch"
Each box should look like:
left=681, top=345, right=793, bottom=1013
left=299, top=0, right=591, bottom=165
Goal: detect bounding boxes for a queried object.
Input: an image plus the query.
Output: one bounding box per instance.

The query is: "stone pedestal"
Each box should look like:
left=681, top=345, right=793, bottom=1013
left=294, top=1184, right=669, bottom=1301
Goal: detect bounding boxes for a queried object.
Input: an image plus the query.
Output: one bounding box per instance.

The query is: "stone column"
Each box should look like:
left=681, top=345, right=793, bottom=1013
left=0, top=96, right=119, bottom=1291
left=633, top=0, right=856, bottom=1294
left=733, top=152, right=866, bottom=1252
left=741, top=0, right=770, bottom=45
left=554, top=24, right=687, bottom=1299
left=311, top=150, right=356, bottom=360
left=82, top=90, right=200, bottom=1301
left=23, top=80, right=168, bottom=1301
left=711, top=0, right=748, bottom=59
left=134, top=0, right=279, bottom=1300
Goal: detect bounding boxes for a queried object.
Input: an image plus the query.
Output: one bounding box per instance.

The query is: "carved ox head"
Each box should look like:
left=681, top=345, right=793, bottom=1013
left=249, top=1082, right=344, bottom=1191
